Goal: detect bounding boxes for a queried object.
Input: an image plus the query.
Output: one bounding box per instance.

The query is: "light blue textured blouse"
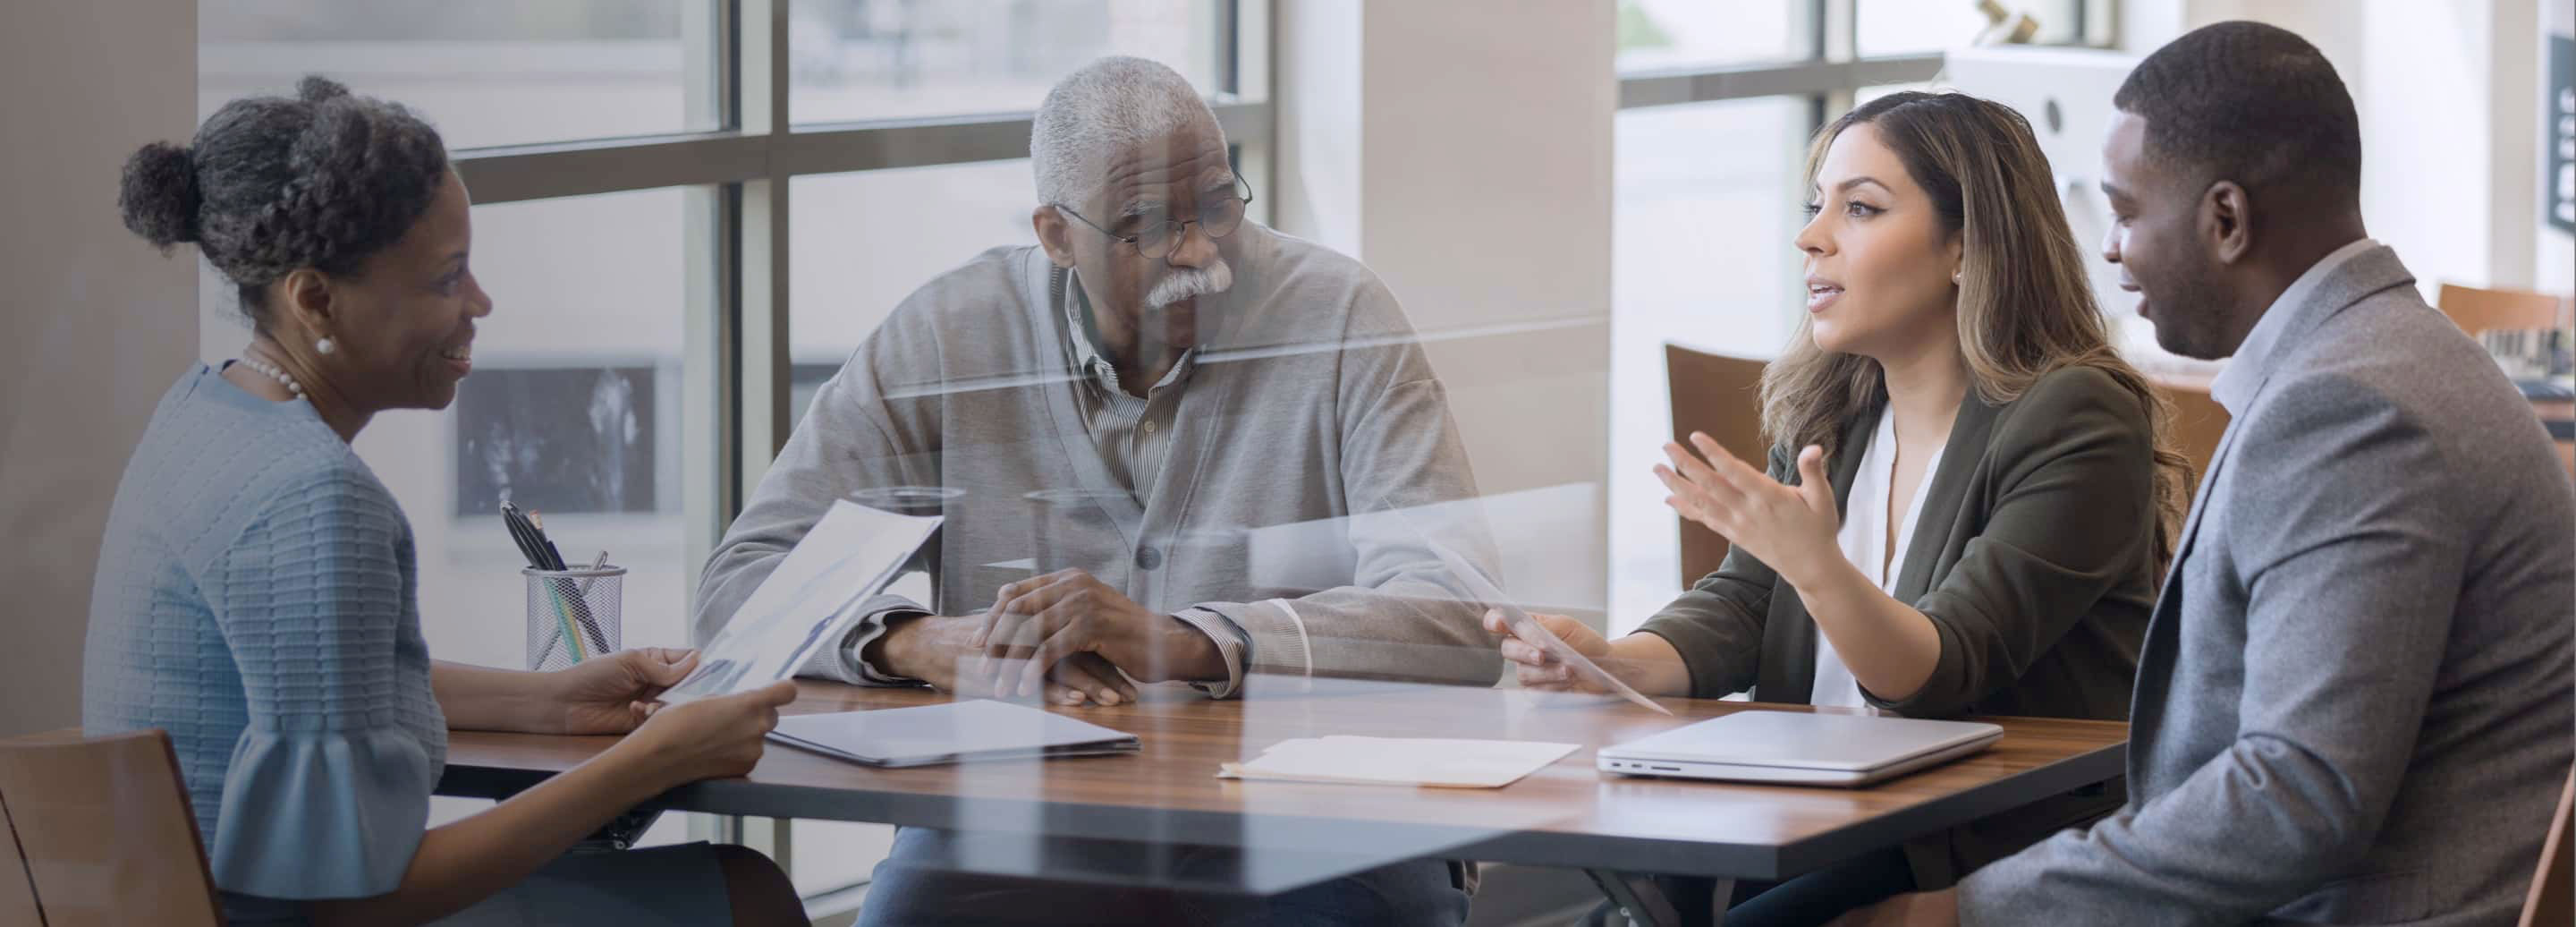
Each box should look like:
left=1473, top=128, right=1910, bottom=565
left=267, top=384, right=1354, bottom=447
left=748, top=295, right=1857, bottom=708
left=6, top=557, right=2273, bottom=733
left=84, top=364, right=446, bottom=923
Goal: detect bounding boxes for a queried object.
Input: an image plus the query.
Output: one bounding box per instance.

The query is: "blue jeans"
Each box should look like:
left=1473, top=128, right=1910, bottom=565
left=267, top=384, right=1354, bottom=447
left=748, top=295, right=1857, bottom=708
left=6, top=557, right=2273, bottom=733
left=1724, top=845, right=1915, bottom=926
left=1583, top=846, right=1917, bottom=927
left=855, top=827, right=1470, bottom=927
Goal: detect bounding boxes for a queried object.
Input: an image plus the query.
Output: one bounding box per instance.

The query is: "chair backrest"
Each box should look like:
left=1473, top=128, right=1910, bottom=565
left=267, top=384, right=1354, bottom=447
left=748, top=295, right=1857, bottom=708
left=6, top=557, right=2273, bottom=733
left=0, top=729, right=224, bottom=927
left=2520, top=770, right=2575, bottom=927
left=1665, top=344, right=1769, bottom=587
left=0, top=791, right=41, bottom=925
left=2150, top=375, right=2231, bottom=508
left=2438, top=283, right=2570, bottom=336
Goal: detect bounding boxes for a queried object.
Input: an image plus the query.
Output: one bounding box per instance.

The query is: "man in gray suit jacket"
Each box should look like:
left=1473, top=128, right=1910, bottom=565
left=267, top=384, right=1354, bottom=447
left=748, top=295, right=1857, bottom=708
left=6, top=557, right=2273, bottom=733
left=1843, top=22, right=2574, bottom=927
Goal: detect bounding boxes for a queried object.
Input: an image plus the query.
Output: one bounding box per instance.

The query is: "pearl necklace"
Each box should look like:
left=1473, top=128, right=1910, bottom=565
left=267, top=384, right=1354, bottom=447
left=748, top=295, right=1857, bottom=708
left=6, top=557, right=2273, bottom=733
left=235, top=357, right=306, bottom=398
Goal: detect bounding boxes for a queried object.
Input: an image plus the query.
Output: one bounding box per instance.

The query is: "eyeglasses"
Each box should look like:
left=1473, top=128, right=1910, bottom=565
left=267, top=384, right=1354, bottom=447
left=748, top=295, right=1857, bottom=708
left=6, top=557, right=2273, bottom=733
left=1055, top=174, right=1254, bottom=260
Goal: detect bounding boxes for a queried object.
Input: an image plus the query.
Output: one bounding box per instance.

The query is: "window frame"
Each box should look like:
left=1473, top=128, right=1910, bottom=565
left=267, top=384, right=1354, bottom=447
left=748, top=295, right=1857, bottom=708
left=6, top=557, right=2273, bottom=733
left=448, top=0, right=1268, bottom=609
left=1614, top=0, right=2118, bottom=118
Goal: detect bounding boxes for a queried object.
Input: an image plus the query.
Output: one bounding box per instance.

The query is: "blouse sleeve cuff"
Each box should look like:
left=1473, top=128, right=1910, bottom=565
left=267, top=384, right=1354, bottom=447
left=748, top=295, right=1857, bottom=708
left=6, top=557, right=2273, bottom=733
left=209, top=725, right=436, bottom=899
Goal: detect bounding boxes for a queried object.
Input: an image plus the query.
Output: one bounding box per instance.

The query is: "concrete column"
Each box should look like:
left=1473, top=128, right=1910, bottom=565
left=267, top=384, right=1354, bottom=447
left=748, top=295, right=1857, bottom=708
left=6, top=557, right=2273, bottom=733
left=1275, top=0, right=1616, bottom=615
left=0, top=0, right=199, bottom=736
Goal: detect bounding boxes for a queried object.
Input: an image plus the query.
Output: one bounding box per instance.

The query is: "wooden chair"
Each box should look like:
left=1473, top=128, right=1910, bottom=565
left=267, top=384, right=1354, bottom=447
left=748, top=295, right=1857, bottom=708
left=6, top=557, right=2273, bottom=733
left=2436, top=283, right=2571, bottom=336
left=0, top=792, right=40, bottom=925
left=1665, top=344, right=1770, bottom=587
left=2150, top=374, right=2231, bottom=507
left=0, top=729, right=224, bottom=926
left=2520, top=770, right=2575, bottom=927
left=2436, top=284, right=2576, bottom=481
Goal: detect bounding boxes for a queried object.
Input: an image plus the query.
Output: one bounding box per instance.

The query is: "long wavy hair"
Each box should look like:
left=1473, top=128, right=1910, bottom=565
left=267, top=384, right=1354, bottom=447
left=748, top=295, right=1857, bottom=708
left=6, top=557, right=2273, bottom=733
left=1759, top=91, right=2191, bottom=567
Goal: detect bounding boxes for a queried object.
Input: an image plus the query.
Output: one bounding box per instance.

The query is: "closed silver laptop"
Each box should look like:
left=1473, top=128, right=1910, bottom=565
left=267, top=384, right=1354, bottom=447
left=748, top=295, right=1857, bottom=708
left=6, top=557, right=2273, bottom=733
left=1598, top=710, right=2002, bottom=787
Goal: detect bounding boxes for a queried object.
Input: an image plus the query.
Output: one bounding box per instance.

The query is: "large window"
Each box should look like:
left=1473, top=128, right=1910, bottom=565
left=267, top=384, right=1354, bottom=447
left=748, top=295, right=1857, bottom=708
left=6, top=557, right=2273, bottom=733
left=1608, top=98, right=1810, bottom=626
left=1858, top=0, right=2106, bottom=55
left=194, top=0, right=1265, bottom=912
left=1607, top=0, right=2116, bottom=632
left=1615, top=0, right=1812, bottom=72
left=199, top=1, right=725, bottom=150
left=788, top=0, right=1231, bottom=123
left=786, top=159, right=1043, bottom=422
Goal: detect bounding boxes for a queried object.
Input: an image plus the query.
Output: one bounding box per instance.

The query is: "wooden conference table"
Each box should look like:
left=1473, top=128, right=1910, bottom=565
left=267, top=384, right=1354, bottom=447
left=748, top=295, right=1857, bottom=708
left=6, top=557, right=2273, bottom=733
left=439, top=678, right=2125, bottom=926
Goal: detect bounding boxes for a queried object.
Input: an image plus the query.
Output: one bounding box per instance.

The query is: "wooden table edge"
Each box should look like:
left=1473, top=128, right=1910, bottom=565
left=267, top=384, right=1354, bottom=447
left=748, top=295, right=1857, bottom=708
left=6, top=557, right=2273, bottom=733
left=436, top=721, right=2128, bottom=882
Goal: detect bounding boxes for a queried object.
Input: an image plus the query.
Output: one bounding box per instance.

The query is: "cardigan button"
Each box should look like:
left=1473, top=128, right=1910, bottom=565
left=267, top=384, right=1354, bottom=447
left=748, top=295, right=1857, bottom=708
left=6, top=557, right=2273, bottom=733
left=1135, top=546, right=1164, bottom=571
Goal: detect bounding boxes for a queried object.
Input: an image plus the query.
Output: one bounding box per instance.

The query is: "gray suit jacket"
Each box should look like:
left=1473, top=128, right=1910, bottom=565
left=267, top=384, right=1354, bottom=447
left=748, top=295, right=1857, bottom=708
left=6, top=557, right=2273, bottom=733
left=1960, top=245, right=2576, bottom=925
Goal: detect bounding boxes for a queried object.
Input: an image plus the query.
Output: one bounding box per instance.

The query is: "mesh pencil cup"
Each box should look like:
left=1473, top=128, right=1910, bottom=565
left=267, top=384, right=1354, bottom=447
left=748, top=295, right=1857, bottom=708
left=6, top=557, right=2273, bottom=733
left=524, top=566, right=625, bottom=671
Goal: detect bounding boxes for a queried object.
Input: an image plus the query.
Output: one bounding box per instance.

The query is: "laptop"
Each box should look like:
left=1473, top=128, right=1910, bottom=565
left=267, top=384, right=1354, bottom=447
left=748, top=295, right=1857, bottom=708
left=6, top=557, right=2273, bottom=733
left=769, top=700, right=1140, bottom=769
left=1597, top=710, right=2002, bottom=787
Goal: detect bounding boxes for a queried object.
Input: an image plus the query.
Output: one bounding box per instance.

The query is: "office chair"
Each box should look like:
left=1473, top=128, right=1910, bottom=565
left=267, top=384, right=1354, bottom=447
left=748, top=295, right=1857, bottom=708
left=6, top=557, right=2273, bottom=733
left=0, top=728, right=224, bottom=926
left=1664, top=344, right=1768, bottom=588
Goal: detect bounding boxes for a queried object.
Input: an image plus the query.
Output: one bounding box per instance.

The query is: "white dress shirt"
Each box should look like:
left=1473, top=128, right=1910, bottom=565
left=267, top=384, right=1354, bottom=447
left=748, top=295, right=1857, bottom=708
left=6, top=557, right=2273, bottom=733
left=2208, top=237, right=2379, bottom=415
left=1810, top=406, right=1946, bottom=710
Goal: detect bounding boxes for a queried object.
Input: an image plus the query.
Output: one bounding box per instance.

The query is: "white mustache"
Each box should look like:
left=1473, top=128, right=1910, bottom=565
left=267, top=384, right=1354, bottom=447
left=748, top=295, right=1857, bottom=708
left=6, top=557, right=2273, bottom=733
left=1147, top=259, right=1233, bottom=309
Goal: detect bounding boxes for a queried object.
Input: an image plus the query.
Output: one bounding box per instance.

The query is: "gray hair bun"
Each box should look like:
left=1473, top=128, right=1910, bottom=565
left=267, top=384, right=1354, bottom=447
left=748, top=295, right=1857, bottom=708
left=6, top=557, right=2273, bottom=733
left=120, top=74, right=448, bottom=326
left=118, top=141, right=200, bottom=249
left=298, top=74, right=350, bottom=103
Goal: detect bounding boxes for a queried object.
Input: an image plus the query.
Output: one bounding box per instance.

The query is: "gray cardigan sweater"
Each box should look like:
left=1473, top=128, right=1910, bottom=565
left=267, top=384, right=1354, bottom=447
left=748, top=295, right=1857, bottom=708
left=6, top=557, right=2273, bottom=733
left=693, top=224, right=1504, bottom=695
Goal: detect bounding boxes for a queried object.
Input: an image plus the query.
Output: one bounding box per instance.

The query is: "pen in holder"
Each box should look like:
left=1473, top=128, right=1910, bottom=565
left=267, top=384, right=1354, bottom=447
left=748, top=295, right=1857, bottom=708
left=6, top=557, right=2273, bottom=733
left=524, top=565, right=624, bottom=671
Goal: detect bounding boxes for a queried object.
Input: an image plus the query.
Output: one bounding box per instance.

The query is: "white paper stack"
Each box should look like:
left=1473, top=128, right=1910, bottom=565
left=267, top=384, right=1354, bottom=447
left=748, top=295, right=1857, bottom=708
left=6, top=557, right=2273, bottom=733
left=1218, top=736, right=1579, bottom=789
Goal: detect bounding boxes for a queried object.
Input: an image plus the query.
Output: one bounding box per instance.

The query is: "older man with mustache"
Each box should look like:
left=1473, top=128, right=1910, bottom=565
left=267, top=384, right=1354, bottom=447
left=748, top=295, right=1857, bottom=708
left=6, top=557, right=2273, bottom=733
left=693, top=55, right=1498, bottom=925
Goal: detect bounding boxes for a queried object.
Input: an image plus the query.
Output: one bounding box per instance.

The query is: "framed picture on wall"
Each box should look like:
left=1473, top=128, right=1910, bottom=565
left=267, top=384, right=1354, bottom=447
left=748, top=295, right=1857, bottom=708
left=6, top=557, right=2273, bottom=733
left=453, top=366, right=657, bottom=516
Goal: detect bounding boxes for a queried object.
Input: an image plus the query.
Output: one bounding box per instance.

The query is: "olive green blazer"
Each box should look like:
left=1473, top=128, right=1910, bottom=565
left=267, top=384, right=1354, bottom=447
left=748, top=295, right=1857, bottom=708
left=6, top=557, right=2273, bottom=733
left=1638, top=363, right=2157, bottom=883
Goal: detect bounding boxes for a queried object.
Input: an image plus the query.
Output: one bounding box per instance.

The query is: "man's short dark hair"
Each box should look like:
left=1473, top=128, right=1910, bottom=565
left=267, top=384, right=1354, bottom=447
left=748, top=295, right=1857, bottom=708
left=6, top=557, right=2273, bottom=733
left=2114, top=21, right=2360, bottom=203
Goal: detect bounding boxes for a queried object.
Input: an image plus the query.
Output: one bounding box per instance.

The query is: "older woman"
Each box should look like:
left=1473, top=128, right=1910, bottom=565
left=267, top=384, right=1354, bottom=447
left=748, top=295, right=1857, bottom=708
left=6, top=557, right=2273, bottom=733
left=85, top=76, right=804, bottom=926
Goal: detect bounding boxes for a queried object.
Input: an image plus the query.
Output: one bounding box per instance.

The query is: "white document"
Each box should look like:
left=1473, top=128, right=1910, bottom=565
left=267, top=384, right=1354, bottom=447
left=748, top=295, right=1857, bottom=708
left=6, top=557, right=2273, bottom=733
left=1423, top=540, right=1674, bottom=716
left=660, top=500, right=941, bottom=703
left=1218, top=736, right=1578, bottom=789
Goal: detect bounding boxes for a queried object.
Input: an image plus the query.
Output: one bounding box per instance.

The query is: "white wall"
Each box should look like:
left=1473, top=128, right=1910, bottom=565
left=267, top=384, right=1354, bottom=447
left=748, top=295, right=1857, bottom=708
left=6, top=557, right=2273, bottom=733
left=2125, top=0, right=2566, bottom=297
left=1275, top=0, right=1616, bottom=617
left=0, top=2, right=198, bottom=736
left=2356, top=0, right=2510, bottom=292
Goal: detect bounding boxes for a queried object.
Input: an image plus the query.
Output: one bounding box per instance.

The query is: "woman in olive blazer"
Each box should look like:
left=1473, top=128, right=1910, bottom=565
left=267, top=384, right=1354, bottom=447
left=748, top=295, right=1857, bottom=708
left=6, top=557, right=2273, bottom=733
left=1492, top=92, right=2192, bottom=926
left=1643, top=367, right=2151, bottom=726
left=1644, top=366, right=2155, bottom=906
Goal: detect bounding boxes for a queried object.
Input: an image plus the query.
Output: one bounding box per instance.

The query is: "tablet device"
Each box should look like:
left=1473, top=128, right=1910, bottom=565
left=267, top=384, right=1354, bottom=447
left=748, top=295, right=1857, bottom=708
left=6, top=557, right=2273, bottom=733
left=768, top=700, right=1140, bottom=769
left=1424, top=540, right=1672, bottom=715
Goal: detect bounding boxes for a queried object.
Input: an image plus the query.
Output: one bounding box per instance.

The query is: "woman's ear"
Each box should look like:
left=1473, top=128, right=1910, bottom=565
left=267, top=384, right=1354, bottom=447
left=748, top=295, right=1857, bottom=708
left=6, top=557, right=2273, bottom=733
left=275, top=268, right=338, bottom=342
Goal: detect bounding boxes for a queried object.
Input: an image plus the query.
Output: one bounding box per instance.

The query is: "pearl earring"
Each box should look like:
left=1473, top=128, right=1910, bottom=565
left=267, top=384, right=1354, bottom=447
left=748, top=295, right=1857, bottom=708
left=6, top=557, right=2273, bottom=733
left=315, top=337, right=335, bottom=355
